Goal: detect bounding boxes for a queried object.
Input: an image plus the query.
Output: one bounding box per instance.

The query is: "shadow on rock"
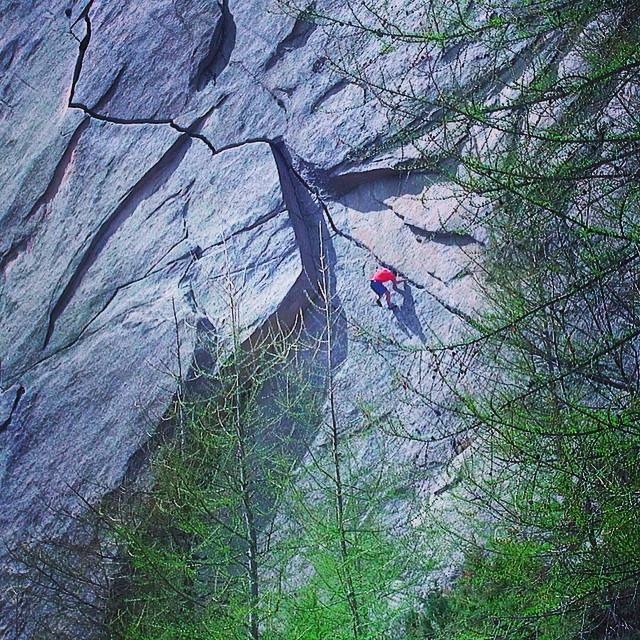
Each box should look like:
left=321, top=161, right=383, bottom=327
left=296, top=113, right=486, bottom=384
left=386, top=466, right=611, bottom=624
left=391, top=283, right=427, bottom=343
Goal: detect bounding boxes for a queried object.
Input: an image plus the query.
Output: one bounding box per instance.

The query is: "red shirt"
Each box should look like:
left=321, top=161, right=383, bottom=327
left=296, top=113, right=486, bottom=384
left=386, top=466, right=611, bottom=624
left=371, top=268, right=396, bottom=283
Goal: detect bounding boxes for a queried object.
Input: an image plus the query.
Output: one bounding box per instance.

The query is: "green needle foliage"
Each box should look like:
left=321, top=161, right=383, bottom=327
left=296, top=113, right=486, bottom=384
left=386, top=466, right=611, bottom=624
left=104, top=307, right=421, bottom=640
left=263, top=443, right=420, bottom=640
left=106, top=332, right=320, bottom=640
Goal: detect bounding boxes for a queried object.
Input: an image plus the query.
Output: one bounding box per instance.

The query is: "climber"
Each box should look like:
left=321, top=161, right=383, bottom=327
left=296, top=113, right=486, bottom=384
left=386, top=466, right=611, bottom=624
left=370, top=266, right=404, bottom=309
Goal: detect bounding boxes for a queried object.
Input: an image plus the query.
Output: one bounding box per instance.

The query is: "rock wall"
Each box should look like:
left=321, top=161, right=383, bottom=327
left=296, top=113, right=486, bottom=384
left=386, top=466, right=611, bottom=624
left=0, top=0, right=502, bottom=635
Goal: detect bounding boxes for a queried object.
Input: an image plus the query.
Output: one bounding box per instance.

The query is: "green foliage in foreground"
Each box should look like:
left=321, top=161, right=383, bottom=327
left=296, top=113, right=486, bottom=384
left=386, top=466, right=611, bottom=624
left=263, top=526, right=409, bottom=640
left=419, top=400, right=640, bottom=640
left=105, top=338, right=315, bottom=639
left=106, top=336, right=420, bottom=640
left=262, top=439, right=421, bottom=640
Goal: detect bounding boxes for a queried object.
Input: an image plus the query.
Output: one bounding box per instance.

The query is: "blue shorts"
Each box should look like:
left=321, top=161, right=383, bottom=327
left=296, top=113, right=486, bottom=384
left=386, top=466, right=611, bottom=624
left=370, top=280, right=387, bottom=296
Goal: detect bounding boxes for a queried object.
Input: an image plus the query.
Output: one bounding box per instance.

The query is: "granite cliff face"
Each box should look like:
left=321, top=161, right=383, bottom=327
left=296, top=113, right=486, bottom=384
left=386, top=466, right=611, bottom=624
left=0, top=0, right=499, bottom=634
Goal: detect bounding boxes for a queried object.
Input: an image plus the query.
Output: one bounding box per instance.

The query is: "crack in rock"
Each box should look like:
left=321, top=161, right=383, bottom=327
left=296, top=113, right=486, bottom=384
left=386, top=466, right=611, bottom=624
left=263, top=3, right=318, bottom=72
left=191, top=0, right=236, bottom=91
left=310, top=79, right=350, bottom=112
left=11, top=254, right=195, bottom=386
left=217, top=144, right=479, bottom=328
left=267, top=151, right=384, bottom=266
left=372, top=194, right=486, bottom=249
left=0, top=118, right=90, bottom=274
left=68, top=0, right=96, bottom=106
left=404, top=222, right=484, bottom=248
left=230, top=60, right=289, bottom=112
left=43, top=133, right=194, bottom=349
left=74, top=232, right=192, bottom=344
left=269, top=140, right=330, bottom=286
left=65, top=188, right=194, bottom=361
left=0, top=385, right=26, bottom=433
left=143, top=191, right=183, bottom=222
left=201, top=205, right=287, bottom=254
left=69, top=101, right=218, bottom=154
left=327, top=167, right=417, bottom=197
left=288, top=164, right=478, bottom=324
left=66, top=2, right=218, bottom=154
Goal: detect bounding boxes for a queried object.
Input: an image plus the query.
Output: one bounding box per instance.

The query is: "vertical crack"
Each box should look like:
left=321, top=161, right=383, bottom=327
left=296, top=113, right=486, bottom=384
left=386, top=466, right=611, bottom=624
left=0, top=385, right=26, bottom=433
left=68, top=0, right=96, bottom=105
left=66, top=2, right=218, bottom=154
left=192, top=0, right=236, bottom=91
left=269, top=140, right=323, bottom=288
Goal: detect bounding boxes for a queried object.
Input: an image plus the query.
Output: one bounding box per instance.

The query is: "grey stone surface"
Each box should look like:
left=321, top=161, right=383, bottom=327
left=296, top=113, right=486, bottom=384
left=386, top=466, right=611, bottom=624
left=73, top=1, right=226, bottom=119
left=0, top=0, right=573, bottom=635
left=0, top=385, right=24, bottom=433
